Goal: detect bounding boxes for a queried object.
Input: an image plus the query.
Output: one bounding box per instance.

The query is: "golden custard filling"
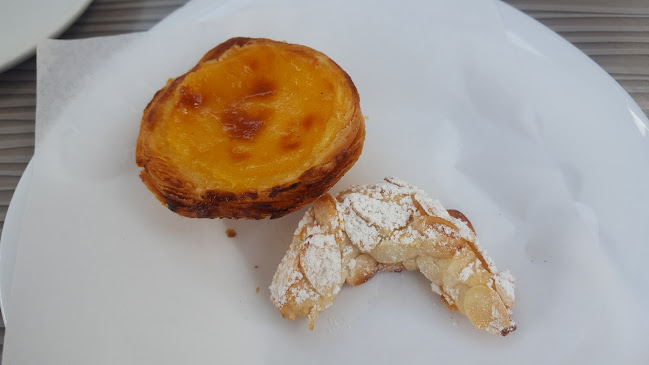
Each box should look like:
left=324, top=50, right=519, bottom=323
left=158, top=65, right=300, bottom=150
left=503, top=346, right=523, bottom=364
left=155, top=43, right=354, bottom=191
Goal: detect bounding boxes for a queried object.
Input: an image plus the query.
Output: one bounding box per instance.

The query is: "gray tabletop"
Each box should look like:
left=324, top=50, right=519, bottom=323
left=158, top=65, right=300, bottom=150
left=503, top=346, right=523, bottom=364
left=0, top=0, right=648, bottom=360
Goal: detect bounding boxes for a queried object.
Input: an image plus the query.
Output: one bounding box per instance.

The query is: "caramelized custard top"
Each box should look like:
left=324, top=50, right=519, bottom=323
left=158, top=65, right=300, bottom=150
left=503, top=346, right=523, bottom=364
left=156, top=42, right=354, bottom=191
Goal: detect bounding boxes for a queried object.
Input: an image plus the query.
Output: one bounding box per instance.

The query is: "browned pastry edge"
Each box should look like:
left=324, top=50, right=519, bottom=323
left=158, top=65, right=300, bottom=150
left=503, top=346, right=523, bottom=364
left=136, top=37, right=365, bottom=219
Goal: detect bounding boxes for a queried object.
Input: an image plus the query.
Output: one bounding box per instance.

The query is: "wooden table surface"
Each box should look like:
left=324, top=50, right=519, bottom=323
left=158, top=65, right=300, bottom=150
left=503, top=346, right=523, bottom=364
left=0, top=0, right=648, bottom=361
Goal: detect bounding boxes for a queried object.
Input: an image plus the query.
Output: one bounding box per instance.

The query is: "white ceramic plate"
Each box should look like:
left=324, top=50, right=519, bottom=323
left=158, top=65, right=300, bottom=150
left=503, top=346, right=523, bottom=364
left=2, top=1, right=649, bottom=363
left=0, top=0, right=93, bottom=72
left=0, top=160, right=31, bottom=324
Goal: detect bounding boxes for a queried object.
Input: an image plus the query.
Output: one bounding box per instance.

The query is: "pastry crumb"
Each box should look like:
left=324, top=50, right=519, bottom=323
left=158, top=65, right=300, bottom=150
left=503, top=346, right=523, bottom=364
left=226, top=228, right=237, bottom=238
left=364, top=115, right=370, bottom=120
left=256, top=287, right=260, bottom=293
left=254, top=265, right=259, bottom=269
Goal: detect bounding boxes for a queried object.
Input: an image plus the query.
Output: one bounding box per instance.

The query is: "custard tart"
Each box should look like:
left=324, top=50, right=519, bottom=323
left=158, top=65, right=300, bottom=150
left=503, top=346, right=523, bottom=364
left=136, top=38, right=365, bottom=219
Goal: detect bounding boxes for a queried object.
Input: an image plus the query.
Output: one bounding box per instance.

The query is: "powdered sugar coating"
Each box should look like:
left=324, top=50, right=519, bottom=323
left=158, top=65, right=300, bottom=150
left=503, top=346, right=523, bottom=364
left=344, top=192, right=412, bottom=231
left=293, top=287, right=317, bottom=304
left=459, top=260, right=480, bottom=282
left=414, top=192, right=448, bottom=218
left=493, top=270, right=516, bottom=306
left=343, top=210, right=381, bottom=251
left=269, top=246, right=304, bottom=307
left=301, top=234, right=342, bottom=295
left=487, top=305, right=504, bottom=335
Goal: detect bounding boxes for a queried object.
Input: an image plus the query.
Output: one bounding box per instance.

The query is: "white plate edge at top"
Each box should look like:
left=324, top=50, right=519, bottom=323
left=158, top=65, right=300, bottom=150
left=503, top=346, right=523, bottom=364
left=0, top=0, right=94, bottom=72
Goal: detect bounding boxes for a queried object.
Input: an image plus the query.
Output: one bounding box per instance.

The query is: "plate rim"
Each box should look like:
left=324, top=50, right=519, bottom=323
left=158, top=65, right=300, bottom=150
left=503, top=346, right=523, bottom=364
left=0, top=0, right=94, bottom=73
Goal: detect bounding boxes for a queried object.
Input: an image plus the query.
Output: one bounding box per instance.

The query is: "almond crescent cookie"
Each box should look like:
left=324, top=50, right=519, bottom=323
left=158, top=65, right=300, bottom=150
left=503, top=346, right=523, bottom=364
left=269, top=177, right=516, bottom=336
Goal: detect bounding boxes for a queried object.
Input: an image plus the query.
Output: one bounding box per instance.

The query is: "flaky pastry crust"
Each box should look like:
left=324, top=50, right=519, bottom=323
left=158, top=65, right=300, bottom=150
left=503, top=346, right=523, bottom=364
left=136, top=38, right=364, bottom=219
left=270, top=178, right=516, bottom=336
